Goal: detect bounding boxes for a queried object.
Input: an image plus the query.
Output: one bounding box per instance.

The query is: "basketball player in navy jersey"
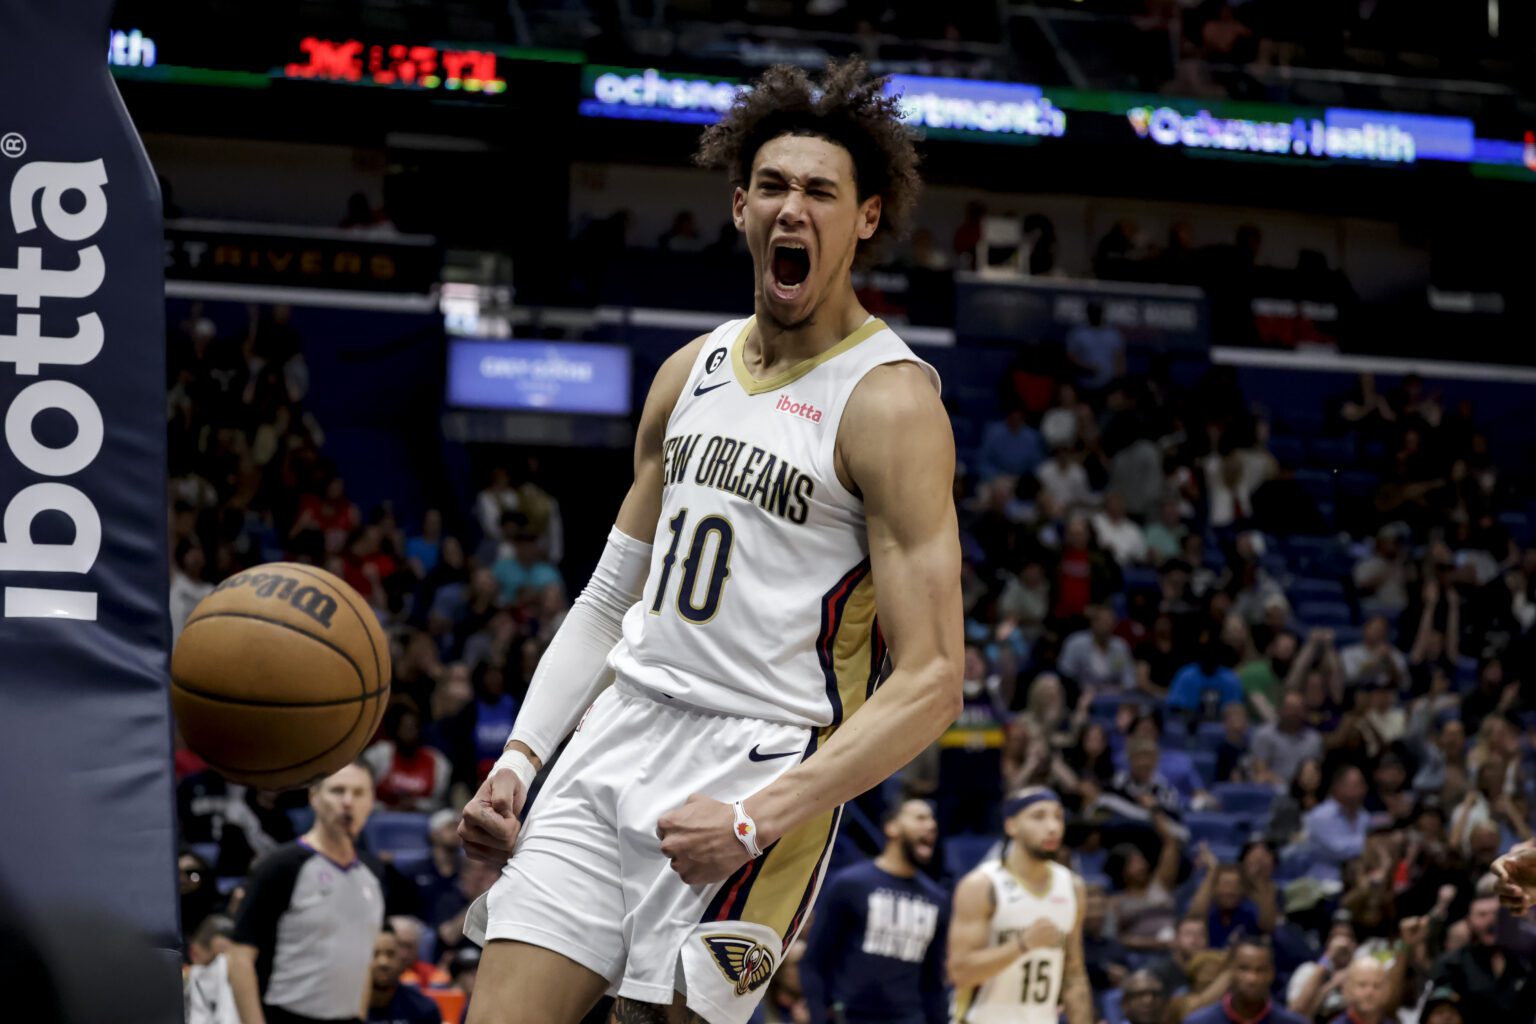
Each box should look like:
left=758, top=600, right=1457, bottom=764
left=454, top=60, right=964, bottom=1024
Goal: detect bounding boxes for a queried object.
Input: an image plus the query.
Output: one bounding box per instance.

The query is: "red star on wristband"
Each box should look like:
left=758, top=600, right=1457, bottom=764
left=736, top=823, right=753, bottom=837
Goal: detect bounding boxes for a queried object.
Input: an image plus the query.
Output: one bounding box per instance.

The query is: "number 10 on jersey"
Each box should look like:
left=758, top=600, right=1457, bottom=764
left=650, top=509, right=735, bottom=624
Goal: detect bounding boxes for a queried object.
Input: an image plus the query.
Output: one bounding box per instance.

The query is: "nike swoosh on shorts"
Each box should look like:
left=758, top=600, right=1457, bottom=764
left=747, top=745, right=799, bottom=762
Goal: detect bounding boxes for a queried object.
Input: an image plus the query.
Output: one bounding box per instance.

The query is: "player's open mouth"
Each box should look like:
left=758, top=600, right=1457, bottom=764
left=769, top=243, right=810, bottom=299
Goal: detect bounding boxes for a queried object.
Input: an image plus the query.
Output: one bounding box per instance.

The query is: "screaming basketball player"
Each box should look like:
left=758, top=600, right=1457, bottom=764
left=455, top=59, right=964, bottom=1024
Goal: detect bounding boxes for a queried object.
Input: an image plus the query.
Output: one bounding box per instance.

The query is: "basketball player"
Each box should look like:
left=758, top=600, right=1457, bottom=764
left=455, top=59, right=963, bottom=1024
left=946, top=788, right=1091, bottom=1024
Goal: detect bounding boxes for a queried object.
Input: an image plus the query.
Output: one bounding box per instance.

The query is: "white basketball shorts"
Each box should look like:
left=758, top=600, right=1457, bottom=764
left=463, top=679, right=844, bottom=1024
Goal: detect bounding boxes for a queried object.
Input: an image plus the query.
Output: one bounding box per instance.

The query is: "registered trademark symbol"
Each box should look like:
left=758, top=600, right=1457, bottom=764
left=0, top=133, right=25, bottom=158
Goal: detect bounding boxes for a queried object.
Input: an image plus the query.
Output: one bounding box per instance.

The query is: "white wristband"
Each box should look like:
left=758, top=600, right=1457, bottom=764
left=491, top=749, right=538, bottom=792
left=732, top=800, right=764, bottom=859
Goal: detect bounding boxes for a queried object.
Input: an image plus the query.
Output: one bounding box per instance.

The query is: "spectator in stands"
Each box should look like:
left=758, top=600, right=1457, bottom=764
left=363, top=702, right=452, bottom=814
left=657, top=210, right=701, bottom=251
left=1145, top=500, right=1187, bottom=565
left=1066, top=301, right=1126, bottom=394
left=1093, top=491, right=1150, bottom=567
left=1166, top=639, right=1245, bottom=721
left=1121, top=710, right=1207, bottom=802
left=448, top=946, right=479, bottom=1011
left=1049, top=515, right=1119, bottom=626
left=473, top=468, right=518, bottom=547
left=975, top=401, right=1046, bottom=483
left=1189, top=851, right=1270, bottom=947
left=1105, top=740, right=1188, bottom=821
left=186, top=914, right=238, bottom=1024
left=491, top=522, right=563, bottom=609
left=1183, top=936, right=1308, bottom=1024
left=1303, top=765, right=1370, bottom=882
left=1420, top=987, right=1464, bottom=1024
left=171, top=539, right=214, bottom=645
left=1041, top=383, right=1082, bottom=451
left=1105, top=812, right=1183, bottom=953
left=442, top=660, right=519, bottom=790
left=1082, top=884, right=1132, bottom=1004
left=799, top=799, right=948, bottom=1024
left=180, top=846, right=221, bottom=942
left=1061, top=605, right=1137, bottom=692
left=1354, top=527, right=1411, bottom=617
left=404, top=510, right=443, bottom=577
left=1148, top=914, right=1209, bottom=997
left=1060, top=722, right=1115, bottom=807
left=1413, top=717, right=1468, bottom=797
left=952, top=200, right=986, bottom=268
left=1331, top=956, right=1400, bottom=1024
left=1038, top=446, right=1093, bottom=512
left=1119, top=970, right=1167, bottom=1024
left=1214, top=702, right=1252, bottom=783
left=1136, top=613, right=1189, bottom=697
left=386, top=916, right=440, bottom=989
left=1266, top=758, right=1324, bottom=847
left=366, top=925, right=441, bottom=1024
left=1286, top=916, right=1359, bottom=1022
left=228, top=761, right=384, bottom=1024
left=996, top=560, right=1050, bottom=645
left=1461, top=660, right=1517, bottom=739
left=411, top=810, right=464, bottom=930
left=1341, top=616, right=1409, bottom=688
left=1428, top=891, right=1536, bottom=1018
left=1249, top=691, right=1323, bottom=788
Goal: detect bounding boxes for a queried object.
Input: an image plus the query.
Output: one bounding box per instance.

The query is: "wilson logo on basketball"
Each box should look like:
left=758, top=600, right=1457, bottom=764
left=775, top=394, right=822, bottom=423
left=216, top=571, right=340, bottom=629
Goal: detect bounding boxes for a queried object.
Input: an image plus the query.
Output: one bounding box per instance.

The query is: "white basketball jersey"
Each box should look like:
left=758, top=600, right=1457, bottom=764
left=955, top=861, right=1079, bottom=1024
left=607, top=315, right=940, bottom=730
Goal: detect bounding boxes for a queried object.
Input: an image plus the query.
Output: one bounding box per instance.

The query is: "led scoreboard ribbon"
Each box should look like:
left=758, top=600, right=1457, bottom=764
left=283, top=36, right=507, bottom=93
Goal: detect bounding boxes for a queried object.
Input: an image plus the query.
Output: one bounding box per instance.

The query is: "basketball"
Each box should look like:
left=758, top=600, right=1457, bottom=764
left=171, top=562, right=391, bottom=790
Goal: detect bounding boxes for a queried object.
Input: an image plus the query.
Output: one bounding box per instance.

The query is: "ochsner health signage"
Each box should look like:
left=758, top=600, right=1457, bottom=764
left=578, top=64, right=1068, bottom=141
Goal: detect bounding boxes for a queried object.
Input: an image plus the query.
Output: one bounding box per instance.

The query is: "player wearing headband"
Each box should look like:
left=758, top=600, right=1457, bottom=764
left=945, top=788, right=1090, bottom=1024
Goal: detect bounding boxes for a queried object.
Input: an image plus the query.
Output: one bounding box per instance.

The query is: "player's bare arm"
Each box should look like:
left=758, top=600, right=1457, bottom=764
left=657, top=360, right=964, bottom=882
left=458, top=335, right=707, bottom=865
left=946, top=869, right=1035, bottom=989
left=1059, top=877, right=1092, bottom=1024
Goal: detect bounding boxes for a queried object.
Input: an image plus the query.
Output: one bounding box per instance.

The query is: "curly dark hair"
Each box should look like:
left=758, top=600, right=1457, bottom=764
left=693, top=58, right=922, bottom=254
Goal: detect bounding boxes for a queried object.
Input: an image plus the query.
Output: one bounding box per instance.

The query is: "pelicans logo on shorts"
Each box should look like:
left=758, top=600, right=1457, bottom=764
left=701, top=935, right=775, bottom=996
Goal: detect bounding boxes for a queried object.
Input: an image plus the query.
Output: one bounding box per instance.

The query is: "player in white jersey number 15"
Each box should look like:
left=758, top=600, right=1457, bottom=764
left=455, top=57, right=965, bottom=1024
left=947, top=789, right=1092, bottom=1024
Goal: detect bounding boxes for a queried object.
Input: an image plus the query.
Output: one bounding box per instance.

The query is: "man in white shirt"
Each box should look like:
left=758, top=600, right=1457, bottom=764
left=1037, top=446, right=1093, bottom=512
left=1060, top=606, right=1136, bottom=691
left=1092, top=492, right=1149, bottom=567
left=1339, top=616, right=1408, bottom=686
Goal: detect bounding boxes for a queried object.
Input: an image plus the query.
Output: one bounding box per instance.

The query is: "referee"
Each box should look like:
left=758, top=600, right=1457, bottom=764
left=228, top=761, right=385, bottom=1024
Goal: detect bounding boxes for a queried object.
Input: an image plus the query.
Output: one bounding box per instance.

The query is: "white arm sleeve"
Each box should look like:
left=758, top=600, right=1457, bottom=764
left=507, top=526, right=652, bottom=763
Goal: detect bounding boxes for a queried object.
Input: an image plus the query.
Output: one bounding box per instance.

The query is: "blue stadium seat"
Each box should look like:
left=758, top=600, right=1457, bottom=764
left=1185, top=811, right=1247, bottom=847
left=1208, top=842, right=1242, bottom=864
left=1213, top=783, right=1278, bottom=819
left=189, top=842, right=220, bottom=868
left=1499, top=511, right=1531, bottom=543
left=1268, top=436, right=1304, bottom=467
left=388, top=849, right=432, bottom=876
left=1331, top=625, right=1363, bottom=648
left=1292, top=469, right=1335, bottom=504
left=365, top=811, right=431, bottom=856
left=288, top=807, right=314, bottom=835
left=1194, top=721, right=1228, bottom=749
left=1123, top=566, right=1159, bottom=593
left=1102, top=988, right=1127, bottom=1024
left=1335, top=470, right=1378, bottom=498
left=1187, top=750, right=1218, bottom=788
left=1077, top=848, right=1108, bottom=876
left=1456, top=656, right=1479, bottom=683
left=1308, top=437, right=1357, bottom=469
left=1288, top=578, right=1347, bottom=603
left=1296, top=600, right=1354, bottom=628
